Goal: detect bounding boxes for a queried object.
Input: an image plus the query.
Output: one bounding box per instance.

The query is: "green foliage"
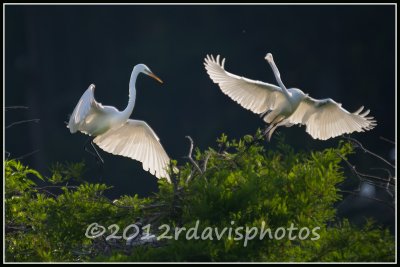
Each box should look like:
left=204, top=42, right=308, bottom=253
left=5, top=160, right=148, bottom=262
left=48, top=161, right=86, bottom=184
left=5, top=131, right=395, bottom=262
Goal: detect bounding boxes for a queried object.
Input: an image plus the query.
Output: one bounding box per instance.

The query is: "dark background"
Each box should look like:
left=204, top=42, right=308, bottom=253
left=5, top=5, right=395, bottom=229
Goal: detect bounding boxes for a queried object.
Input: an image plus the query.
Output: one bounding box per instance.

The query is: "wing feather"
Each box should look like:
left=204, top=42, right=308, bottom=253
left=68, top=84, right=104, bottom=133
left=288, top=96, right=377, bottom=140
left=204, top=55, right=285, bottom=114
left=93, top=120, right=171, bottom=181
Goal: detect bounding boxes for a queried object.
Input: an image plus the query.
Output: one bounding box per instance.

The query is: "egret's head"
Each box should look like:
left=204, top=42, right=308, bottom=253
left=136, top=64, right=163, bottom=84
left=264, top=53, right=273, bottom=63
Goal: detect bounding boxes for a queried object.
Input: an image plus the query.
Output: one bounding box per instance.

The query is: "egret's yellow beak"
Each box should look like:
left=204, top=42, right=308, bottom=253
left=147, top=71, right=163, bottom=84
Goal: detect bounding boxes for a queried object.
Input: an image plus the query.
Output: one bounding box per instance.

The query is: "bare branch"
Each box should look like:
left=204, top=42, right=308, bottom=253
left=4, top=106, right=29, bottom=110
left=386, top=184, right=394, bottom=198
left=370, top=167, right=394, bottom=181
left=338, top=189, right=394, bottom=210
left=6, top=119, right=40, bottom=129
left=14, top=149, right=40, bottom=160
left=184, top=136, right=202, bottom=175
left=202, top=152, right=211, bottom=173
left=343, top=136, right=395, bottom=169
left=185, top=169, right=195, bottom=185
left=379, top=136, right=395, bottom=145
left=336, top=152, right=395, bottom=186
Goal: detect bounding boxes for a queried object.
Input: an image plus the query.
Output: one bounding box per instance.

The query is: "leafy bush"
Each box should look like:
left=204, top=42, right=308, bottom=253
left=5, top=131, right=395, bottom=262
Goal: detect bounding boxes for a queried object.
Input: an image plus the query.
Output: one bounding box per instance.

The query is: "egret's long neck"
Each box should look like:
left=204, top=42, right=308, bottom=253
left=122, top=67, right=140, bottom=120
left=266, top=54, right=290, bottom=99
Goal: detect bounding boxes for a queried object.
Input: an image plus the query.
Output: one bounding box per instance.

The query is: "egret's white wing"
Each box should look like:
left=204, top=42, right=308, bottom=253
left=68, top=84, right=104, bottom=133
left=288, top=96, right=377, bottom=140
left=204, top=55, right=285, bottom=114
left=93, top=120, right=171, bottom=181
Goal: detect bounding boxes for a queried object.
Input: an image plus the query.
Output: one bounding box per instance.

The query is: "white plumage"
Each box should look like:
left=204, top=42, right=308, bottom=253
left=204, top=54, right=376, bottom=140
left=93, top=120, right=170, bottom=179
left=68, top=64, right=171, bottom=181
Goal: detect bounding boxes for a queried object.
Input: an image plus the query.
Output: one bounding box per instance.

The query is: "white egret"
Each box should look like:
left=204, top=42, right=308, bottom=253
left=204, top=54, right=376, bottom=141
left=67, top=64, right=171, bottom=181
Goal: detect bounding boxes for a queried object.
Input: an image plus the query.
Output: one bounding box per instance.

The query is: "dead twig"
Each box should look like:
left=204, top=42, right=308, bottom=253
left=184, top=136, right=203, bottom=175
left=344, top=136, right=395, bottom=169
left=6, top=119, right=40, bottom=129
left=4, top=106, right=29, bottom=110
left=379, top=136, right=395, bottom=145
left=202, top=152, right=211, bottom=173
left=14, top=149, right=40, bottom=160
left=337, top=136, right=395, bottom=202
left=336, top=153, right=395, bottom=186
left=338, top=189, right=394, bottom=210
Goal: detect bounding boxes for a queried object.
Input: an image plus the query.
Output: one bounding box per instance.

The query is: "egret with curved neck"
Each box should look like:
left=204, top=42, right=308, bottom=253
left=204, top=53, right=376, bottom=141
left=68, top=64, right=171, bottom=181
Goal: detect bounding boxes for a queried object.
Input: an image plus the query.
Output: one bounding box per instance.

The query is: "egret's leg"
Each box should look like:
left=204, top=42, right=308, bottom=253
left=83, top=138, right=97, bottom=159
left=259, top=109, right=271, bottom=120
left=263, top=116, right=286, bottom=141
left=83, top=138, right=104, bottom=182
left=83, top=137, right=104, bottom=164
left=267, top=125, right=279, bottom=142
left=263, top=123, right=275, bottom=136
left=90, top=141, right=104, bottom=164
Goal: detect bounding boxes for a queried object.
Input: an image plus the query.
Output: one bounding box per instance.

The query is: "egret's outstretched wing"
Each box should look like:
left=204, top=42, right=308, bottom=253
left=68, top=84, right=104, bottom=133
left=204, top=55, right=285, bottom=114
left=93, top=120, right=171, bottom=181
left=288, top=96, right=377, bottom=140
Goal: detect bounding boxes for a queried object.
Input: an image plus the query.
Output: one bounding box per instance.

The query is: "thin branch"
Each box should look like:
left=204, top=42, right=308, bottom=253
left=343, top=136, right=395, bottom=168
left=202, top=152, right=211, bottom=173
left=184, top=136, right=202, bottom=175
left=14, top=149, right=40, bottom=160
left=336, top=153, right=395, bottom=186
left=4, top=106, right=29, bottom=110
left=370, top=167, right=394, bottom=181
left=337, top=151, right=395, bottom=200
left=386, top=184, right=394, bottom=198
left=379, top=136, right=395, bottom=145
left=338, top=189, right=394, bottom=210
left=185, top=169, right=195, bottom=185
left=358, top=179, right=394, bottom=192
left=6, top=119, right=40, bottom=129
